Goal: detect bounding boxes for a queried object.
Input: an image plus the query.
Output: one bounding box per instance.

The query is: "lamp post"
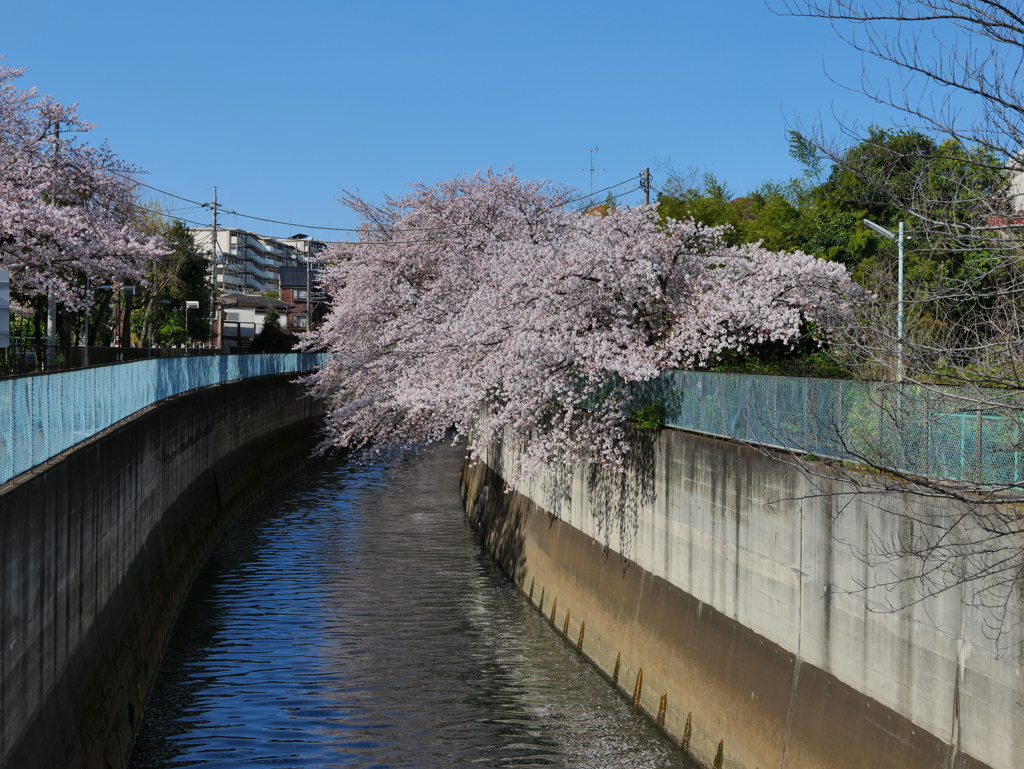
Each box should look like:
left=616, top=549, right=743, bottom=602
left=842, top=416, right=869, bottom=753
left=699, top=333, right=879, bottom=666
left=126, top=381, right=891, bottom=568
left=46, top=292, right=57, bottom=369
left=1, top=264, right=25, bottom=354
left=0, top=269, right=9, bottom=352
left=185, top=300, right=199, bottom=354
left=863, top=219, right=905, bottom=381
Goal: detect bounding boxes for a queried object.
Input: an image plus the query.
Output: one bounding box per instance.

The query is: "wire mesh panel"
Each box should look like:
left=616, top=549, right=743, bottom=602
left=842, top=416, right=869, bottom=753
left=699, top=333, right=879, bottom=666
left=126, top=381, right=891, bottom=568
left=0, top=353, right=323, bottom=486
left=647, top=371, right=1024, bottom=493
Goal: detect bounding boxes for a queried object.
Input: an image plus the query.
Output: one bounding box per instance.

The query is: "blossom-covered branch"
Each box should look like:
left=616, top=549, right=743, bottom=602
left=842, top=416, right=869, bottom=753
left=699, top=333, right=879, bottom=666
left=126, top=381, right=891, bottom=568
left=0, top=61, right=165, bottom=308
left=304, top=170, right=862, bottom=484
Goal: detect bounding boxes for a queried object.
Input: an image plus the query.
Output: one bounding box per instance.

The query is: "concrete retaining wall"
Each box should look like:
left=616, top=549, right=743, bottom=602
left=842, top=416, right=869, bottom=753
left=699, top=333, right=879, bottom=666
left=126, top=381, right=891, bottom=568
left=0, top=374, right=321, bottom=769
left=462, top=427, right=1024, bottom=769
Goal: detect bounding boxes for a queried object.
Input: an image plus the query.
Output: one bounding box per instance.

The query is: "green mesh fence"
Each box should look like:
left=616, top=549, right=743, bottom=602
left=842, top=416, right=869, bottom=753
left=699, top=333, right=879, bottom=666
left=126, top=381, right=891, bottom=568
left=631, top=371, right=1024, bottom=492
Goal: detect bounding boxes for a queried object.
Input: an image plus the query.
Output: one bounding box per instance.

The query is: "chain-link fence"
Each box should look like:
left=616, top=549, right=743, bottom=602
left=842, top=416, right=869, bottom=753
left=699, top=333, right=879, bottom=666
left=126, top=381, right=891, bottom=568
left=0, top=353, right=323, bottom=486
left=631, top=371, right=1024, bottom=492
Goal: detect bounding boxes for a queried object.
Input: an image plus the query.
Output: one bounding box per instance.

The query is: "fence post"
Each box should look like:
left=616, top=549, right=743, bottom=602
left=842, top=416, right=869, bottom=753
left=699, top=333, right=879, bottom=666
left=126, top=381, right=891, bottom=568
left=977, top=409, right=984, bottom=485
left=922, top=390, right=930, bottom=477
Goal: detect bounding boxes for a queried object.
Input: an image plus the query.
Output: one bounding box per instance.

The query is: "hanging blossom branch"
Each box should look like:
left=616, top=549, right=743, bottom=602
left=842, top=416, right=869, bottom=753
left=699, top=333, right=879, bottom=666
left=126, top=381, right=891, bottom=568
left=302, top=169, right=864, bottom=486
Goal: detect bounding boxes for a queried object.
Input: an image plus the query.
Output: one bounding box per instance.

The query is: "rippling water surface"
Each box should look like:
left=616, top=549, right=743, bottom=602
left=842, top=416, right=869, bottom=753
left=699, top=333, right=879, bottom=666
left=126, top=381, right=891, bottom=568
left=128, top=444, right=695, bottom=768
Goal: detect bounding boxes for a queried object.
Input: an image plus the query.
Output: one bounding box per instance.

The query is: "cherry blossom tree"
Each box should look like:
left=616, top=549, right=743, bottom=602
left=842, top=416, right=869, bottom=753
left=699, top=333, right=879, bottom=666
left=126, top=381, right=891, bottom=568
left=0, top=61, right=165, bottom=319
left=304, top=170, right=863, bottom=484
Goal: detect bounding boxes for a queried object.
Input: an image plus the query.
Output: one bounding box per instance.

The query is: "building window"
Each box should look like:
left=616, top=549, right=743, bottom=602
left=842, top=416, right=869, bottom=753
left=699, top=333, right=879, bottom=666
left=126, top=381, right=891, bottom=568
left=293, top=289, right=308, bottom=300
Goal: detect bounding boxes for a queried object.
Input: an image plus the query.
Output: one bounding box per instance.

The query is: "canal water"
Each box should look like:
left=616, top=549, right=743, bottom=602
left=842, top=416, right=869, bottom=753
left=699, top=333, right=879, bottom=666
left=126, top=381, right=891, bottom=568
left=128, top=444, right=695, bottom=768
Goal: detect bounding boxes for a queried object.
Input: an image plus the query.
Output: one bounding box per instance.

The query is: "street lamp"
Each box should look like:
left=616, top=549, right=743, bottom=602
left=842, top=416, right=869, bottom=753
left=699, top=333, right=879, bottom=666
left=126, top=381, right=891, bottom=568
left=1, top=264, right=25, bottom=353
left=863, top=219, right=905, bottom=381
left=185, top=300, right=199, bottom=353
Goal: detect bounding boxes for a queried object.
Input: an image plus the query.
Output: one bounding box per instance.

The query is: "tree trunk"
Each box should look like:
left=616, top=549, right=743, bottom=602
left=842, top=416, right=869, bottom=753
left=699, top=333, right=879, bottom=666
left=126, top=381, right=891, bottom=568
left=90, top=292, right=112, bottom=347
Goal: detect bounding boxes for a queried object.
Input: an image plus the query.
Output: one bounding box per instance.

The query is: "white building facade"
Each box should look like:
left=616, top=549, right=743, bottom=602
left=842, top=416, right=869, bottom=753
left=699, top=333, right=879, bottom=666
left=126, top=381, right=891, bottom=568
left=191, top=228, right=322, bottom=296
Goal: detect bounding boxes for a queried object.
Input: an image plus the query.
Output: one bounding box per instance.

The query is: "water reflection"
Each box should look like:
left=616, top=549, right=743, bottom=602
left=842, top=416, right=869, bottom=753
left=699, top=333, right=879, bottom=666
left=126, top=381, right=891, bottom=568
left=128, top=445, right=695, bottom=768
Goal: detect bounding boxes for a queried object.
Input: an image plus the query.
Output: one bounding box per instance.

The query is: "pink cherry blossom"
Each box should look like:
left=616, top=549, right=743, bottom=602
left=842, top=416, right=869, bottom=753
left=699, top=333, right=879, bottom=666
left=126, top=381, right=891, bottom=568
left=303, top=170, right=862, bottom=484
left=0, top=61, right=166, bottom=308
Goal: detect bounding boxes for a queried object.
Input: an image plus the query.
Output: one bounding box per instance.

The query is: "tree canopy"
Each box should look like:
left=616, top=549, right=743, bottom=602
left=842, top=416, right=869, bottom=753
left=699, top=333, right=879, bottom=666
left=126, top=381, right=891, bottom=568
left=0, top=61, right=165, bottom=310
left=304, top=170, right=861, bottom=484
left=656, top=128, right=1013, bottom=378
left=134, top=220, right=212, bottom=347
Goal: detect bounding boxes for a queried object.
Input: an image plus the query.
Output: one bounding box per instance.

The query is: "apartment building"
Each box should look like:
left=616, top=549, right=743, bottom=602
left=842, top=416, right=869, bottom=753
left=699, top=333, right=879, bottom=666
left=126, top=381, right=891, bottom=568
left=191, top=228, right=324, bottom=296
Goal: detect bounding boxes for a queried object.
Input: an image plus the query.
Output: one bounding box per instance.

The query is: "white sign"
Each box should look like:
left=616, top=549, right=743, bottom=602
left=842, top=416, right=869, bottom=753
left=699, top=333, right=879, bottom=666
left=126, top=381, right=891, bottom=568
left=0, top=269, right=9, bottom=349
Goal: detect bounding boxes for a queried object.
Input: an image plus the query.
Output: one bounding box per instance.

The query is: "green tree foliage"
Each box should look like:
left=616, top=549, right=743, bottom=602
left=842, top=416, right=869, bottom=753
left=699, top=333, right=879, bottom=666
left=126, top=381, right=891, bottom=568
left=657, top=173, right=744, bottom=244
left=136, top=220, right=212, bottom=346
left=818, top=129, right=1010, bottom=367
left=655, top=128, right=1008, bottom=377
left=252, top=306, right=297, bottom=353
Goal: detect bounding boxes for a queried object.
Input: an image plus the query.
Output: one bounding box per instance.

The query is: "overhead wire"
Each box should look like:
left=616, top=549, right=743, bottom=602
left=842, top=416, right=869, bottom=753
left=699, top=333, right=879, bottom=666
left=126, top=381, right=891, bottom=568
left=223, top=174, right=644, bottom=245
left=558, top=175, right=643, bottom=209
left=112, top=169, right=655, bottom=251
left=118, top=169, right=644, bottom=239
left=113, top=169, right=451, bottom=233
left=319, top=183, right=647, bottom=248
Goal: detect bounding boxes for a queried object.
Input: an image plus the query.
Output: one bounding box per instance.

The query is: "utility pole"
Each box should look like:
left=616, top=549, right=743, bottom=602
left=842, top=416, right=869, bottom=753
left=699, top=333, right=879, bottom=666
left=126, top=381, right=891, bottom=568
left=47, top=121, right=60, bottom=370
left=579, top=146, right=604, bottom=203
left=641, top=167, right=651, bottom=206
left=0, top=269, right=9, bottom=351
left=203, top=187, right=221, bottom=350
left=83, top=277, right=89, bottom=367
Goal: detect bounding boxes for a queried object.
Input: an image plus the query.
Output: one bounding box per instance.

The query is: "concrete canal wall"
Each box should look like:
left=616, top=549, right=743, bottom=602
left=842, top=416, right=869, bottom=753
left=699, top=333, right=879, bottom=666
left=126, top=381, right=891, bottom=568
left=462, top=427, right=1024, bottom=769
left=0, top=374, right=321, bottom=769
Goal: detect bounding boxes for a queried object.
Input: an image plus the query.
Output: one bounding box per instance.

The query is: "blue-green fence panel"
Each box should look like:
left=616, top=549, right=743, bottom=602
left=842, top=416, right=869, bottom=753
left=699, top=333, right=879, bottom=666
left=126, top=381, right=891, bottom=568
left=647, top=371, right=1024, bottom=492
left=0, top=353, right=323, bottom=486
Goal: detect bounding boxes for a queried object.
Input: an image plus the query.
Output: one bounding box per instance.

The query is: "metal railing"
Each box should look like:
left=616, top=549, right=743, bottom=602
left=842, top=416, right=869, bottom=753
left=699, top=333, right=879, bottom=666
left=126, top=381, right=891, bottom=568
left=0, top=353, right=323, bottom=486
left=0, top=345, right=219, bottom=377
left=633, top=371, right=1024, bottom=491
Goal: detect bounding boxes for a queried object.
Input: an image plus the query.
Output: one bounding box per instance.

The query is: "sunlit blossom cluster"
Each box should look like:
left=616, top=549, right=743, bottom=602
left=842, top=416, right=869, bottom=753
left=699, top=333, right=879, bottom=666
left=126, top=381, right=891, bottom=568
left=0, top=62, right=165, bottom=307
left=304, top=170, right=861, bottom=484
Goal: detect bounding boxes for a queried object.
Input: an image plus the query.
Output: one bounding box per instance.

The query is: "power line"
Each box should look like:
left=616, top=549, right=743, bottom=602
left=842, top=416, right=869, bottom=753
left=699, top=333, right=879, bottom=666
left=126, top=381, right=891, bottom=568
left=116, top=170, right=646, bottom=248
left=607, top=185, right=642, bottom=203
left=108, top=170, right=435, bottom=233
left=215, top=207, right=445, bottom=234
left=221, top=174, right=640, bottom=232
left=559, top=174, right=642, bottom=209
left=319, top=184, right=646, bottom=248
left=114, top=171, right=209, bottom=207
left=119, top=169, right=642, bottom=234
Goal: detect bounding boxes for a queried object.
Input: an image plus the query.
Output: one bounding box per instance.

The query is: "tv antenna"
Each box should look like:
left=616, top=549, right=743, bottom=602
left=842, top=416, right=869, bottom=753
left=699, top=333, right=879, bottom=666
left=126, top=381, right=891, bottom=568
left=579, top=145, right=604, bottom=201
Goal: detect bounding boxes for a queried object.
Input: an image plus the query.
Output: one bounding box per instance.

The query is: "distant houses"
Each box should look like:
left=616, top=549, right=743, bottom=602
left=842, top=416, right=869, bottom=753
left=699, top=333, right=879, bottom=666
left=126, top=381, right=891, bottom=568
left=191, top=227, right=329, bottom=352
left=279, top=263, right=328, bottom=333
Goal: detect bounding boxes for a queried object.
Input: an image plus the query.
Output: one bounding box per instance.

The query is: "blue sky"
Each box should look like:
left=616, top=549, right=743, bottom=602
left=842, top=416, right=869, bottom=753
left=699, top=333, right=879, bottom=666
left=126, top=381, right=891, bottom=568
left=1, top=0, right=902, bottom=240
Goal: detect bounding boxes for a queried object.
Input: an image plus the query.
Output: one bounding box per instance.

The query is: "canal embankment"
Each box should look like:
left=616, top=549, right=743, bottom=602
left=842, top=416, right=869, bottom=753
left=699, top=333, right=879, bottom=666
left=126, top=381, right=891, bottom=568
left=461, top=426, right=1024, bottom=769
left=0, top=373, right=321, bottom=769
